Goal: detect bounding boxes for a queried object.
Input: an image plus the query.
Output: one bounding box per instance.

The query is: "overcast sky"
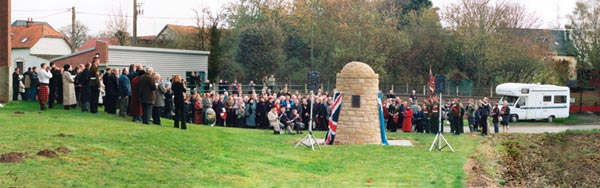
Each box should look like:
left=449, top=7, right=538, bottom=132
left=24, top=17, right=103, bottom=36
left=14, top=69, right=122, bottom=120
left=11, top=0, right=576, bottom=36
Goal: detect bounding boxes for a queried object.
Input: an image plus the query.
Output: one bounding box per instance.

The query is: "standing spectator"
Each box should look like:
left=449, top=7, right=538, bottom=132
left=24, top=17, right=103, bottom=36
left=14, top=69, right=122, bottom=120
left=245, top=98, right=257, bottom=127
left=501, top=101, right=511, bottom=133
left=172, top=75, right=187, bottom=129
left=104, top=68, right=119, bottom=114
left=48, top=63, right=61, bottom=108
left=402, top=106, right=413, bottom=132
left=130, top=69, right=144, bottom=122
left=62, top=64, right=77, bottom=110
left=415, top=106, right=424, bottom=133
left=465, top=99, right=477, bottom=132
left=193, top=94, right=204, bottom=124
left=429, top=97, right=440, bottom=134
left=73, top=64, right=84, bottom=110
left=409, top=90, right=417, bottom=102
left=118, top=68, right=131, bottom=117
left=12, top=68, right=20, bottom=101
left=29, top=67, right=39, bottom=101
left=138, top=67, right=157, bottom=125
left=492, top=102, right=500, bottom=134
left=189, top=72, right=198, bottom=91
left=37, top=63, right=52, bottom=110
left=203, top=79, right=211, bottom=93
left=88, top=61, right=101, bottom=114
left=23, top=67, right=32, bottom=101
left=268, top=75, right=276, bottom=90
left=163, top=80, right=174, bottom=119
left=248, top=80, right=256, bottom=94
left=479, top=98, right=491, bottom=136
left=153, top=73, right=166, bottom=125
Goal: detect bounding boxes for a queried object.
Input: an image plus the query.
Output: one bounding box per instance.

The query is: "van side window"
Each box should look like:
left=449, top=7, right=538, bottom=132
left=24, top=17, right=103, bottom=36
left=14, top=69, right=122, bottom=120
left=554, top=96, right=567, bottom=104
left=543, top=96, right=551, bottom=102
left=518, top=97, right=526, bottom=107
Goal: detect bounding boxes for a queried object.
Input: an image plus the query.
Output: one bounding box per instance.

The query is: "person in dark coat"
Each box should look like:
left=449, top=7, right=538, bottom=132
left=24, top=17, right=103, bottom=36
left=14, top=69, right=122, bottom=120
left=137, top=67, right=156, bottom=125
left=12, top=68, right=20, bottom=101
left=48, top=63, right=61, bottom=108
left=172, top=75, right=187, bottom=129
left=87, top=62, right=101, bottom=114
left=104, top=68, right=119, bottom=114
left=130, top=70, right=144, bottom=122
left=500, top=100, right=511, bottom=133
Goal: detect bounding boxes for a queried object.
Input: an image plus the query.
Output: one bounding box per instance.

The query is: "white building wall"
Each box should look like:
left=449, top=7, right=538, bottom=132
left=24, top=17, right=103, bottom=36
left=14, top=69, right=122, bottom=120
left=11, top=48, right=51, bottom=71
left=30, top=37, right=71, bottom=56
left=107, top=46, right=209, bottom=80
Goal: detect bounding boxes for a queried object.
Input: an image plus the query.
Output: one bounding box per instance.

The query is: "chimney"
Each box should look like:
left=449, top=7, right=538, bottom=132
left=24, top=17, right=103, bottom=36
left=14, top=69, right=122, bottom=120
left=26, top=18, right=33, bottom=28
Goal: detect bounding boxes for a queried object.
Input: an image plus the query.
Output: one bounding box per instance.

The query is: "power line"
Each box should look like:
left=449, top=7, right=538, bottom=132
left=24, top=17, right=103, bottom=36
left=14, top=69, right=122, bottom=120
left=13, top=8, right=71, bottom=12
left=33, top=10, right=71, bottom=20
left=77, top=11, right=195, bottom=20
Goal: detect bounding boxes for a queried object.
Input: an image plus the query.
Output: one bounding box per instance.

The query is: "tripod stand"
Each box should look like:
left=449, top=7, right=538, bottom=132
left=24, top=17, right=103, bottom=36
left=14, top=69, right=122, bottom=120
left=429, top=93, right=455, bottom=152
left=296, top=92, right=321, bottom=151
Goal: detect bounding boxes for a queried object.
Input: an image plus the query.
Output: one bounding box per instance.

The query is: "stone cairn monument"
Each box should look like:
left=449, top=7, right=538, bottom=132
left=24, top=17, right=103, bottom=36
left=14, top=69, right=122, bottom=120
left=335, top=62, right=382, bottom=145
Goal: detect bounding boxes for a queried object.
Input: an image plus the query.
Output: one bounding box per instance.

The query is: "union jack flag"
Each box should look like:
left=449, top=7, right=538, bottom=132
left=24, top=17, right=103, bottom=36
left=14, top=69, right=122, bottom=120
left=428, top=67, right=435, bottom=96
left=324, top=91, right=342, bottom=145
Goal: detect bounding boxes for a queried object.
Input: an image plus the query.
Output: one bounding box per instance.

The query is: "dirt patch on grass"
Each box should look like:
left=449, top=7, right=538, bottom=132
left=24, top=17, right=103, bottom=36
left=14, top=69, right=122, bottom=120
left=475, top=132, right=600, bottom=187
left=56, top=147, right=72, bottom=154
left=53, top=133, right=73, bottom=137
left=37, top=149, right=59, bottom=158
left=0, top=152, right=25, bottom=163
left=13, top=111, right=24, bottom=115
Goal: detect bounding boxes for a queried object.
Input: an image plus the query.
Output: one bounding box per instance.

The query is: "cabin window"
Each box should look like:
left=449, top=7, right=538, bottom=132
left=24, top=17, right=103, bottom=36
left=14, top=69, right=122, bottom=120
left=543, top=96, right=552, bottom=102
left=517, top=97, right=526, bottom=107
left=554, top=96, right=567, bottom=104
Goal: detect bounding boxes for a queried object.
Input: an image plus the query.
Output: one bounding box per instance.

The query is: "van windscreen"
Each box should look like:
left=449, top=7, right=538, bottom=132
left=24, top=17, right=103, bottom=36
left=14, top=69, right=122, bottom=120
left=500, top=96, right=519, bottom=106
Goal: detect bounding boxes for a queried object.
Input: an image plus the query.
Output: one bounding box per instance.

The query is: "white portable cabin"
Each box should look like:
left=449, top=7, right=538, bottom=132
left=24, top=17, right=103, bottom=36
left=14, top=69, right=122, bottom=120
left=496, top=83, right=570, bottom=122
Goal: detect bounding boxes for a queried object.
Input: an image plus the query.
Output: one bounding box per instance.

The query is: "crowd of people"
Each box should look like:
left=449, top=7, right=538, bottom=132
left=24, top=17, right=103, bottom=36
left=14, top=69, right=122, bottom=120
left=383, top=90, right=511, bottom=136
left=11, top=58, right=510, bottom=135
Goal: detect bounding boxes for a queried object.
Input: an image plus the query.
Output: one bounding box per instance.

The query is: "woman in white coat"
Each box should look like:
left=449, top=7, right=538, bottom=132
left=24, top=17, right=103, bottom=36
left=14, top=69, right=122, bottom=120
left=62, top=64, right=77, bottom=110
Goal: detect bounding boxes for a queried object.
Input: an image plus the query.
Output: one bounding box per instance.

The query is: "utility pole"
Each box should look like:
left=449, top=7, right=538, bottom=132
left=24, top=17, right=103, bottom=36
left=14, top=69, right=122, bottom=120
left=0, top=0, right=11, bottom=102
left=71, top=6, right=76, bottom=52
left=133, top=0, right=137, bottom=46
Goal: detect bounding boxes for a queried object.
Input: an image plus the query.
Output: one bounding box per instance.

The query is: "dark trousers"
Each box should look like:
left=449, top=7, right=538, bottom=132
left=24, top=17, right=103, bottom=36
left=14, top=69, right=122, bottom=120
left=480, top=117, right=488, bottom=135
left=152, top=106, right=163, bottom=125
left=493, top=121, right=499, bottom=133
left=48, top=84, right=57, bottom=108
left=12, top=87, right=19, bottom=101
left=142, top=103, right=153, bottom=124
left=81, top=87, right=91, bottom=112
left=89, top=87, right=100, bottom=113
left=105, top=94, right=118, bottom=114
left=174, top=104, right=187, bottom=129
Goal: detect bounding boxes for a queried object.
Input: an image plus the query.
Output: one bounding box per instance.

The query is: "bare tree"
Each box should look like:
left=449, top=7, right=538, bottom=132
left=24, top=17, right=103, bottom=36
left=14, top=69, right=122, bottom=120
left=103, top=6, right=130, bottom=46
left=59, top=21, right=90, bottom=52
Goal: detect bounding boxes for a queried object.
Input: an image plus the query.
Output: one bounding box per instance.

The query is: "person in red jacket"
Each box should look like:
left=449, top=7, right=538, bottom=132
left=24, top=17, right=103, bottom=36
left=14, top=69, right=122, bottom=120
left=402, top=105, right=413, bottom=132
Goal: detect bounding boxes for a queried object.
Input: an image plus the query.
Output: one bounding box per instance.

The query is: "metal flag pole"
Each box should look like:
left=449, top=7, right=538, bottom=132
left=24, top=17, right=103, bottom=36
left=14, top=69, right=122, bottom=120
left=429, top=93, right=455, bottom=152
left=296, top=91, right=321, bottom=151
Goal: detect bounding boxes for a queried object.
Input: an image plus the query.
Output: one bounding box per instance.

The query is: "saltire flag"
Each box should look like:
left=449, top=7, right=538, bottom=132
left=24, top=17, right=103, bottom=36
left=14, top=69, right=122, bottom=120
left=324, top=91, right=342, bottom=145
left=428, top=66, right=435, bottom=96
left=378, top=92, right=389, bottom=145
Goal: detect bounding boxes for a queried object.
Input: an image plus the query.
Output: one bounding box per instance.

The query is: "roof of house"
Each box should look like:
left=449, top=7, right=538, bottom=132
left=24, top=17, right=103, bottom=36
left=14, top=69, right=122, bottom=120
left=78, top=38, right=120, bottom=51
left=155, top=24, right=205, bottom=40
left=11, top=21, right=67, bottom=49
left=511, top=28, right=577, bottom=56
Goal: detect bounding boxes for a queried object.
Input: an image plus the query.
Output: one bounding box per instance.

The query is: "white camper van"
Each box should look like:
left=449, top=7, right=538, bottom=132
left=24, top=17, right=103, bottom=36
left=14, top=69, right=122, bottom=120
left=496, top=83, right=570, bottom=122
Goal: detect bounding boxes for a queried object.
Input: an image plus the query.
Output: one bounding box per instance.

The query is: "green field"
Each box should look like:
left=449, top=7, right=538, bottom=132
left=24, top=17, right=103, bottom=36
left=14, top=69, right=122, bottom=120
left=0, top=102, right=479, bottom=187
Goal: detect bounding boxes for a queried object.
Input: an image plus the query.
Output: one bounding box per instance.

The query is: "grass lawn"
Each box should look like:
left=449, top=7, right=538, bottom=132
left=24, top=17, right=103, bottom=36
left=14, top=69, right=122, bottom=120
left=0, top=102, right=480, bottom=187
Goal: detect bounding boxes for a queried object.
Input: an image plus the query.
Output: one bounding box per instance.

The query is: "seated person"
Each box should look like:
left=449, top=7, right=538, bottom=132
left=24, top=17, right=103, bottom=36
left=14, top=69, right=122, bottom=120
left=291, top=109, right=305, bottom=134
left=279, top=107, right=295, bottom=135
left=268, top=106, right=282, bottom=134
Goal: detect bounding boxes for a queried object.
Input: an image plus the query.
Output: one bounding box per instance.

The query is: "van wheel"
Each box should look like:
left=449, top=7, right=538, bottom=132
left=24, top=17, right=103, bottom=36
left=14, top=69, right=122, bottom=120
left=510, top=114, right=518, bottom=122
left=548, top=116, right=555, bottom=123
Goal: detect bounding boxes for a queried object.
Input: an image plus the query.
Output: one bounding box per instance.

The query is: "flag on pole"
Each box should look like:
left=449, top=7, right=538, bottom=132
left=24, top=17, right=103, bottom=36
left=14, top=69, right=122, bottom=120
left=324, top=91, right=342, bottom=145
left=428, top=66, right=435, bottom=96
left=378, top=92, right=389, bottom=145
